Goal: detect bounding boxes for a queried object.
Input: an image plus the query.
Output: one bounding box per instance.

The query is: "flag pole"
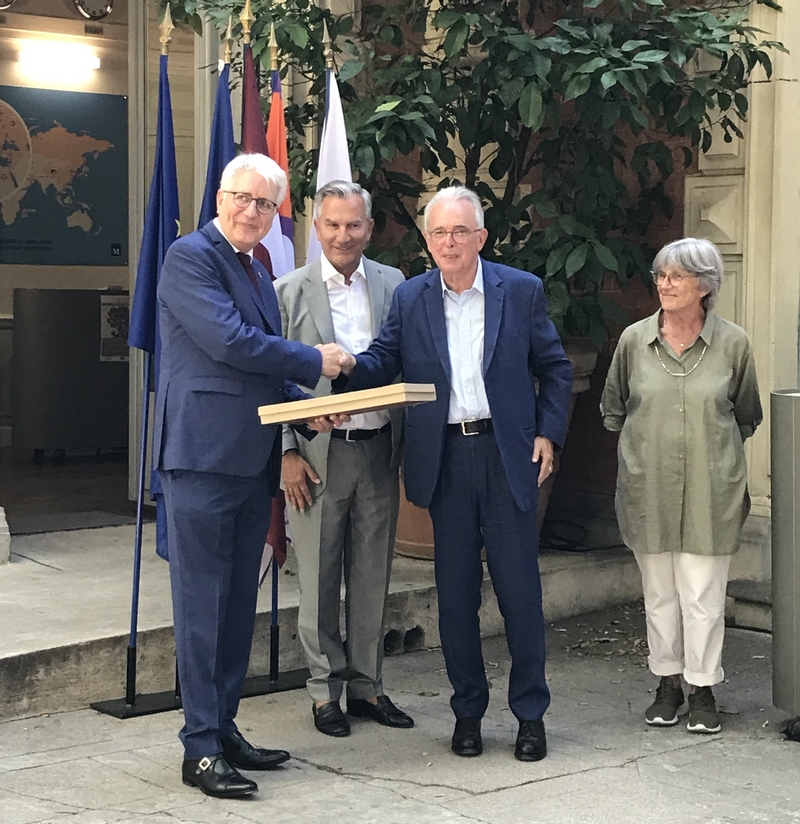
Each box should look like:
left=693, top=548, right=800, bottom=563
left=224, top=14, right=234, bottom=65
left=269, top=21, right=278, bottom=71
left=268, top=19, right=282, bottom=684
left=322, top=19, right=334, bottom=71
left=125, top=7, right=174, bottom=707
left=125, top=354, right=151, bottom=705
left=91, top=6, right=182, bottom=719
left=241, top=0, right=254, bottom=46
left=96, top=2, right=308, bottom=715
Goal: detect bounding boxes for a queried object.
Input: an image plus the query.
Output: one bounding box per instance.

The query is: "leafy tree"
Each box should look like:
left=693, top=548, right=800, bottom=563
left=165, top=0, right=784, bottom=345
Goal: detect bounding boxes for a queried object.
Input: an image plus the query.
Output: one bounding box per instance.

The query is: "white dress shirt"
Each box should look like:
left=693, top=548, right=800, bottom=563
left=321, top=254, right=389, bottom=431
left=441, top=259, right=492, bottom=423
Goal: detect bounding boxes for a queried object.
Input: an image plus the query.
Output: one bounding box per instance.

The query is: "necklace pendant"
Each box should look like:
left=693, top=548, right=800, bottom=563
left=655, top=341, right=708, bottom=377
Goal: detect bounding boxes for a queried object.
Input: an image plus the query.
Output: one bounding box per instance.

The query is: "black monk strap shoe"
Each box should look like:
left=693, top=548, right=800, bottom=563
left=347, top=696, right=415, bottom=729
left=181, top=754, right=257, bottom=798
left=221, top=730, right=290, bottom=771
left=313, top=701, right=351, bottom=737
left=451, top=717, right=483, bottom=757
left=515, top=719, right=547, bottom=762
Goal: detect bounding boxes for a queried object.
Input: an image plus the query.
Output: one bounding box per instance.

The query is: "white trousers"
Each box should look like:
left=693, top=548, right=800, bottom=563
left=634, top=552, right=731, bottom=687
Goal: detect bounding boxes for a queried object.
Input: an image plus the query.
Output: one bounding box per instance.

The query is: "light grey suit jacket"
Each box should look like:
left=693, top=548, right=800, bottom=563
left=275, top=257, right=405, bottom=487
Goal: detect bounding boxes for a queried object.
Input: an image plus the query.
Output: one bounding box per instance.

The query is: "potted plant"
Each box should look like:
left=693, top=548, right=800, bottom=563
left=166, top=0, right=782, bottom=553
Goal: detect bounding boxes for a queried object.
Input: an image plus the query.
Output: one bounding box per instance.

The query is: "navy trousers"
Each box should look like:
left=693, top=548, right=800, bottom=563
left=428, top=430, right=549, bottom=722
left=160, top=467, right=271, bottom=759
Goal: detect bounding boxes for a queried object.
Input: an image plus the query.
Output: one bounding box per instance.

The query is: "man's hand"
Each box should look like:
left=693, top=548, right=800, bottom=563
left=340, top=351, right=357, bottom=376
left=282, top=450, right=320, bottom=512
left=532, top=436, right=555, bottom=488
left=316, top=343, right=352, bottom=379
left=308, top=413, right=351, bottom=433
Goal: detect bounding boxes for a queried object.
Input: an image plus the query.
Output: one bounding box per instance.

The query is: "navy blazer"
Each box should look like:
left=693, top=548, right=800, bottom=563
left=153, top=221, right=322, bottom=487
left=343, top=259, right=573, bottom=512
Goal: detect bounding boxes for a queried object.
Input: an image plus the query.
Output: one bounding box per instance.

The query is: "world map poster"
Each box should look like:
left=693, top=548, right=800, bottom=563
left=0, top=86, right=128, bottom=266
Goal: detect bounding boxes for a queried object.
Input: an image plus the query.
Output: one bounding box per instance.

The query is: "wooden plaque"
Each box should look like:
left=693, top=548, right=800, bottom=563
left=258, top=382, right=437, bottom=426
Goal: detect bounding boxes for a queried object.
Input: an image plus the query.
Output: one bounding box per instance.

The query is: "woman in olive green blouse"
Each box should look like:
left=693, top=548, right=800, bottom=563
left=601, top=237, right=762, bottom=735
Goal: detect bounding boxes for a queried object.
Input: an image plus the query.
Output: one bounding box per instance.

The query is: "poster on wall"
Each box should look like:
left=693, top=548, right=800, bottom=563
left=100, top=292, right=129, bottom=362
left=0, top=86, right=128, bottom=266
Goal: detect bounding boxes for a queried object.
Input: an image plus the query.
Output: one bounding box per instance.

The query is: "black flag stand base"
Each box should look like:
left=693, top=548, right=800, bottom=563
left=243, top=624, right=309, bottom=699
left=91, top=658, right=182, bottom=720
left=91, top=622, right=310, bottom=720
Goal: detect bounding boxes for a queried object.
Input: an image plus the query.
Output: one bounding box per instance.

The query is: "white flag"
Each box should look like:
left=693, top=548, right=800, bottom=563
left=306, top=68, right=353, bottom=264
left=260, top=218, right=293, bottom=278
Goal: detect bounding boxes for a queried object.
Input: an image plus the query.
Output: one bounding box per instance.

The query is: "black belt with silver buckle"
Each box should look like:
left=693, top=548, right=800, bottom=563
left=447, top=419, right=493, bottom=436
left=331, top=422, right=391, bottom=442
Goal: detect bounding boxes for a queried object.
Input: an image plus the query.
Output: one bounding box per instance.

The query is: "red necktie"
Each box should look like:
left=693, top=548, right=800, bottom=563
left=236, top=251, right=262, bottom=295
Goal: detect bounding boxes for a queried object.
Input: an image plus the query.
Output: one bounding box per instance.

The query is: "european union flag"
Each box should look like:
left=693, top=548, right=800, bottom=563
left=129, top=53, right=179, bottom=353
left=128, top=53, right=179, bottom=561
left=197, top=62, right=235, bottom=229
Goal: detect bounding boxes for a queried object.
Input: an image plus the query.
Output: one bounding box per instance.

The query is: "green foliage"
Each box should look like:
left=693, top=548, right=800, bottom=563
left=164, top=0, right=784, bottom=345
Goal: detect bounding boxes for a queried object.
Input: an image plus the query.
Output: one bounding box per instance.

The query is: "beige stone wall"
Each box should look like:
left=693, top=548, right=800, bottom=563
left=684, top=1, right=800, bottom=578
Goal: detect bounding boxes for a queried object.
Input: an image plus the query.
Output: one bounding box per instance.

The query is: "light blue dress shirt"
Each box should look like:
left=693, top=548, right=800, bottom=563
left=441, top=259, right=492, bottom=424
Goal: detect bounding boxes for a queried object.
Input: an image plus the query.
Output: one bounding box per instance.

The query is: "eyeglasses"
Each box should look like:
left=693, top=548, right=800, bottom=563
left=223, top=191, right=278, bottom=216
left=426, top=228, right=482, bottom=244
left=652, top=269, right=698, bottom=287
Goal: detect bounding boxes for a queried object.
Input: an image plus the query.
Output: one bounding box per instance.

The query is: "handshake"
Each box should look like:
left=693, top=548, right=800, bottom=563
left=316, top=343, right=357, bottom=380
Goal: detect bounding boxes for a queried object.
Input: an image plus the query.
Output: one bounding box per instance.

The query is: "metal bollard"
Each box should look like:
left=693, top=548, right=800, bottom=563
left=771, top=389, right=800, bottom=714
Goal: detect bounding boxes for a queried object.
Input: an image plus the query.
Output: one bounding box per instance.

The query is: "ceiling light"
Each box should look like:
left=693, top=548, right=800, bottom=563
left=18, top=40, right=100, bottom=85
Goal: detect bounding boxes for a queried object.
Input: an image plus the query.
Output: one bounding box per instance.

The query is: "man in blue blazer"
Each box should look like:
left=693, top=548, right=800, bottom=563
left=338, top=186, right=573, bottom=761
left=154, top=153, right=346, bottom=798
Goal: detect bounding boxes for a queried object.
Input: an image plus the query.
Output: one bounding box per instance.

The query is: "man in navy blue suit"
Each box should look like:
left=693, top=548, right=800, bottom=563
left=154, top=154, right=347, bottom=798
left=338, top=186, right=573, bottom=761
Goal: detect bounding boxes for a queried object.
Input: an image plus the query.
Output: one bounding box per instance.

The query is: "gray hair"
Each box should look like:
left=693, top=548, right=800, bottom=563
left=424, top=186, right=484, bottom=231
left=219, top=153, right=288, bottom=205
left=652, top=237, right=723, bottom=311
left=313, top=180, right=372, bottom=220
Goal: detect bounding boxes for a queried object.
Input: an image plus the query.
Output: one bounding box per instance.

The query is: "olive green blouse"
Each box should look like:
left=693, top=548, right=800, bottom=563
left=600, top=310, right=762, bottom=556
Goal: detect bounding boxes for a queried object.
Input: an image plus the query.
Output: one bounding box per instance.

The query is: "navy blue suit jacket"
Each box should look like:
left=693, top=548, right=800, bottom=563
left=342, top=259, right=573, bottom=512
left=153, top=221, right=322, bottom=490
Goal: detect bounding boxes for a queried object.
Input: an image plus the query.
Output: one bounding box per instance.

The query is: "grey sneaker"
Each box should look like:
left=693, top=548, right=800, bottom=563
left=645, top=677, right=685, bottom=726
left=687, top=686, right=721, bottom=734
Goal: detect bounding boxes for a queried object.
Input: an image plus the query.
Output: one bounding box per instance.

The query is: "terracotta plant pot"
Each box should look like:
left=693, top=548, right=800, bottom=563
left=394, top=338, right=598, bottom=560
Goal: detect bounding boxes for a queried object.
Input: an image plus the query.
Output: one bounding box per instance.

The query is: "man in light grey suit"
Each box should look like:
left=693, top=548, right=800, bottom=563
left=275, top=181, right=413, bottom=737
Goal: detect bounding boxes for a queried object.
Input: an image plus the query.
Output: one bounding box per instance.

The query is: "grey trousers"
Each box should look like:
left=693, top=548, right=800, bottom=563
left=288, top=429, right=399, bottom=703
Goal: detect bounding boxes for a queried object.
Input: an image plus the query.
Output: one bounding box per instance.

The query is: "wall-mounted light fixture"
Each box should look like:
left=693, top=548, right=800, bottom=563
left=17, top=40, right=100, bottom=86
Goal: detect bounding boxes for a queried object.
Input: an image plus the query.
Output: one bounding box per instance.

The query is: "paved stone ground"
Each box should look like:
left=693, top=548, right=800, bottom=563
left=1, top=603, right=798, bottom=824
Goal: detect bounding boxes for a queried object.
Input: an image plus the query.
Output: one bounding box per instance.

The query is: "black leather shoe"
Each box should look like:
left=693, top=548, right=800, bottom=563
left=182, top=754, right=257, bottom=798
left=221, top=730, right=290, bottom=771
left=451, top=717, right=482, bottom=757
left=313, top=701, right=351, bottom=737
left=347, top=696, right=415, bottom=729
left=515, top=719, right=547, bottom=762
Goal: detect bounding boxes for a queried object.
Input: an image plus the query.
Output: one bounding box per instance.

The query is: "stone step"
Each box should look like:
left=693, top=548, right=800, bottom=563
left=0, top=530, right=642, bottom=720
left=727, top=578, right=772, bottom=633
